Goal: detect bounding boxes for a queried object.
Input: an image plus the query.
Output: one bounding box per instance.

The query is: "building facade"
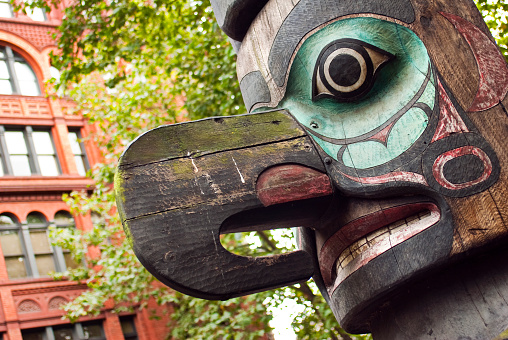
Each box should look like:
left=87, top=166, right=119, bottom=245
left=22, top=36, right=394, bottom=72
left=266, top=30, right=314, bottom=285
left=0, top=3, right=169, bottom=339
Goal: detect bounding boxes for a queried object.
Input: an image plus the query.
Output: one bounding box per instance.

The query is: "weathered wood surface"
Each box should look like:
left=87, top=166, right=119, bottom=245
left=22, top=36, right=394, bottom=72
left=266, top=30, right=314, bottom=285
left=118, top=0, right=508, bottom=337
left=115, top=110, right=334, bottom=299
left=227, top=0, right=508, bottom=335
left=370, top=244, right=508, bottom=340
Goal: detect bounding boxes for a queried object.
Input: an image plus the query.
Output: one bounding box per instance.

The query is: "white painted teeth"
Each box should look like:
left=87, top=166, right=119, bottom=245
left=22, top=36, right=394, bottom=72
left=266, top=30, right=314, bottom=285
left=335, top=210, right=433, bottom=272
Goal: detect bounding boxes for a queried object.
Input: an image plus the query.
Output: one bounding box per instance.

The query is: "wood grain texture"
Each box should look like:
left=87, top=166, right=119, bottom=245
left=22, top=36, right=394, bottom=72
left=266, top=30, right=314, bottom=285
left=409, top=0, right=482, bottom=111
left=116, top=110, right=333, bottom=300
left=209, top=0, right=269, bottom=41
left=253, top=0, right=283, bottom=66
left=370, top=245, right=508, bottom=339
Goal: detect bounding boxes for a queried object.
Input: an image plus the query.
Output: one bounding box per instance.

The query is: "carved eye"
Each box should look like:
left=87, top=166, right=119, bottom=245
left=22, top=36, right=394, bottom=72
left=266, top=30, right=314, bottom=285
left=312, top=39, right=394, bottom=102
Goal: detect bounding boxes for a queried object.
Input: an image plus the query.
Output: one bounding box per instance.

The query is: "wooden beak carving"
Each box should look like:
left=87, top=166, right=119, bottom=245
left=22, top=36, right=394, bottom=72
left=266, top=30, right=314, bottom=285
left=115, top=110, right=333, bottom=300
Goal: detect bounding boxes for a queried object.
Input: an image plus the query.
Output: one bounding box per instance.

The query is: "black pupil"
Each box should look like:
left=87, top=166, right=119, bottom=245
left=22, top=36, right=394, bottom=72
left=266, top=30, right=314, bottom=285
left=328, top=53, right=362, bottom=87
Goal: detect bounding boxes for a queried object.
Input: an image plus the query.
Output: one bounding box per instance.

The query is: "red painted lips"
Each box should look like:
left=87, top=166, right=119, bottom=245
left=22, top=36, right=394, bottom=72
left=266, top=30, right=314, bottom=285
left=319, top=202, right=440, bottom=292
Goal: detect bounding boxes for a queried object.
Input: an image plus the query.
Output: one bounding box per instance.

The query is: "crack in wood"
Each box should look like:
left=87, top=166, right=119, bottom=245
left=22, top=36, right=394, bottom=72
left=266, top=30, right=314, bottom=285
left=118, top=135, right=307, bottom=170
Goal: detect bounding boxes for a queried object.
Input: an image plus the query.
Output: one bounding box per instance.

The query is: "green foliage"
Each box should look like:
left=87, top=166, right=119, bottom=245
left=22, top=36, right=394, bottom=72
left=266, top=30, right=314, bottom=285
left=475, top=0, right=508, bottom=61
left=26, top=0, right=506, bottom=338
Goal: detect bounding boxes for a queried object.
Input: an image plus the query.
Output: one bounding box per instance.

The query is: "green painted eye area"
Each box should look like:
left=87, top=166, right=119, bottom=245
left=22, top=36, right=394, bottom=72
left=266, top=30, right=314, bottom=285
left=313, top=39, right=394, bottom=102
left=278, top=17, right=436, bottom=169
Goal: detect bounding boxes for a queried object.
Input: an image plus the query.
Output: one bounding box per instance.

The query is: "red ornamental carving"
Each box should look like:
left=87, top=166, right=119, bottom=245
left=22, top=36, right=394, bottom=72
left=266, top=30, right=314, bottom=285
left=441, top=12, right=508, bottom=112
left=17, top=299, right=41, bottom=313
left=432, top=146, right=492, bottom=190
left=256, top=164, right=333, bottom=206
left=318, top=202, right=440, bottom=289
left=340, top=170, right=428, bottom=186
left=431, top=80, right=469, bottom=143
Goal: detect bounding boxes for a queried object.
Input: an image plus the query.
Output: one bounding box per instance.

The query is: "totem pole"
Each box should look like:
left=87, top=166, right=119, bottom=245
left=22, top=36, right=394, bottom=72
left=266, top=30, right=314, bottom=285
left=115, top=0, right=508, bottom=338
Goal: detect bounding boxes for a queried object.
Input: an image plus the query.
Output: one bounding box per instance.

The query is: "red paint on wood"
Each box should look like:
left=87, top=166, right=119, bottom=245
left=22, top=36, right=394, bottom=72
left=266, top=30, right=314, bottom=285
left=340, top=171, right=428, bottom=186
left=432, top=146, right=492, bottom=190
left=256, top=164, right=333, bottom=207
left=441, top=12, right=508, bottom=112
left=367, top=120, right=396, bottom=144
left=318, top=203, right=439, bottom=287
left=431, top=79, right=469, bottom=142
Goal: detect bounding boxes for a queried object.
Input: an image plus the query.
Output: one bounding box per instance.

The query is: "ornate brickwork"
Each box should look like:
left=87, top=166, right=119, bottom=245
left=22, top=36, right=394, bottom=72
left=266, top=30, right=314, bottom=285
left=17, top=300, right=41, bottom=314
left=0, top=99, right=22, bottom=116
left=0, top=22, right=57, bottom=51
left=48, top=296, right=68, bottom=310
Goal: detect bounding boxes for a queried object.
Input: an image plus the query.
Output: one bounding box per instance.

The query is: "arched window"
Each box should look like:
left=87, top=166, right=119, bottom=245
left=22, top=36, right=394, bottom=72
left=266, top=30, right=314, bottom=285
left=0, top=211, right=79, bottom=279
left=53, top=210, right=79, bottom=270
left=54, top=211, right=75, bottom=227
left=26, top=212, right=55, bottom=276
left=0, top=46, right=40, bottom=96
left=0, top=213, right=27, bottom=279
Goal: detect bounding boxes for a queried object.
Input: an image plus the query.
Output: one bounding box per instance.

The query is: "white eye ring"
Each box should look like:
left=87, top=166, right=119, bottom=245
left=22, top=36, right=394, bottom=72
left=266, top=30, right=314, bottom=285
left=312, top=39, right=395, bottom=102
left=323, top=48, right=367, bottom=93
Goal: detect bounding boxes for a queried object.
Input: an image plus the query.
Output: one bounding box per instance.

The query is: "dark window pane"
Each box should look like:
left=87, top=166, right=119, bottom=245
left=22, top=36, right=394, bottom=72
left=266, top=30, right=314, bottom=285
left=21, top=328, right=45, bottom=340
left=5, top=256, right=27, bottom=278
left=35, top=254, right=55, bottom=276
left=30, top=230, right=51, bottom=253
left=53, top=326, right=74, bottom=340
left=54, top=211, right=74, bottom=226
left=26, top=213, right=46, bottom=225
left=82, top=322, right=104, bottom=339
left=120, top=318, right=135, bottom=334
left=120, top=317, right=138, bottom=339
left=0, top=230, right=23, bottom=255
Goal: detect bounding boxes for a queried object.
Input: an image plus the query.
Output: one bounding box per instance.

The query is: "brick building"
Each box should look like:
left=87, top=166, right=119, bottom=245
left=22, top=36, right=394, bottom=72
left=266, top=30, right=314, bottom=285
left=0, top=2, right=169, bottom=339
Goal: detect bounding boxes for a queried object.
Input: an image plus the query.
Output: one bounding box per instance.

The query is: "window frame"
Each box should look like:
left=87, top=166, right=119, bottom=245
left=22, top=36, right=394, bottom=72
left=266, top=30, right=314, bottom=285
left=68, top=130, right=90, bottom=176
left=0, top=211, right=77, bottom=279
left=22, top=321, right=106, bottom=340
left=0, top=213, right=30, bottom=278
left=0, top=45, right=41, bottom=96
left=120, top=316, right=139, bottom=340
left=0, top=125, right=61, bottom=176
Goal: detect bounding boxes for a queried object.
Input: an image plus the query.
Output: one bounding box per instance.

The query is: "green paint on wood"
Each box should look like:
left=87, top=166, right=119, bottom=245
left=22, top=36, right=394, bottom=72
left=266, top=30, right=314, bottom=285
left=119, top=110, right=305, bottom=169
left=278, top=17, right=435, bottom=168
left=343, top=107, right=429, bottom=168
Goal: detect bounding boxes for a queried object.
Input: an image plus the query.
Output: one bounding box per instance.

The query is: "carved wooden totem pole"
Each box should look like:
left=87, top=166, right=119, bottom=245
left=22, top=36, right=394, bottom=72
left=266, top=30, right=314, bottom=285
left=115, top=0, right=508, bottom=338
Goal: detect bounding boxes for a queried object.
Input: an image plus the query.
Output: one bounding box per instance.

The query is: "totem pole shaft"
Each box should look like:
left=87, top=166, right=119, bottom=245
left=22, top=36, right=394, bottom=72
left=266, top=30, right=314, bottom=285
left=371, top=245, right=508, bottom=340
left=116, top=0, right=508, bottom=338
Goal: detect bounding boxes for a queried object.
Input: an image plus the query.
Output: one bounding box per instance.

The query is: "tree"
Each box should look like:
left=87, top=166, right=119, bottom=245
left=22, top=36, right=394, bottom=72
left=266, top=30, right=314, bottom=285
left=20, top=0, right=507, bottom=338
left=475, top=0, right=507, bottom=61
left=36, top=0, right=367, bottom=338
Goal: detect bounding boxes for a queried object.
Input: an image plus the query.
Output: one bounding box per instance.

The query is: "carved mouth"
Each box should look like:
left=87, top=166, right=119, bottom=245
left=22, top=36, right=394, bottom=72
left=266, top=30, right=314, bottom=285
left=319, top=202, right=440, bottom=293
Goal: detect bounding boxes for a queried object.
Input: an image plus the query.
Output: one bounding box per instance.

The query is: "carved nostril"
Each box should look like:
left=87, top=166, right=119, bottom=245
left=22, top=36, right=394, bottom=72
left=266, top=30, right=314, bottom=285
left=310, top=121, right=319, bottom=129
